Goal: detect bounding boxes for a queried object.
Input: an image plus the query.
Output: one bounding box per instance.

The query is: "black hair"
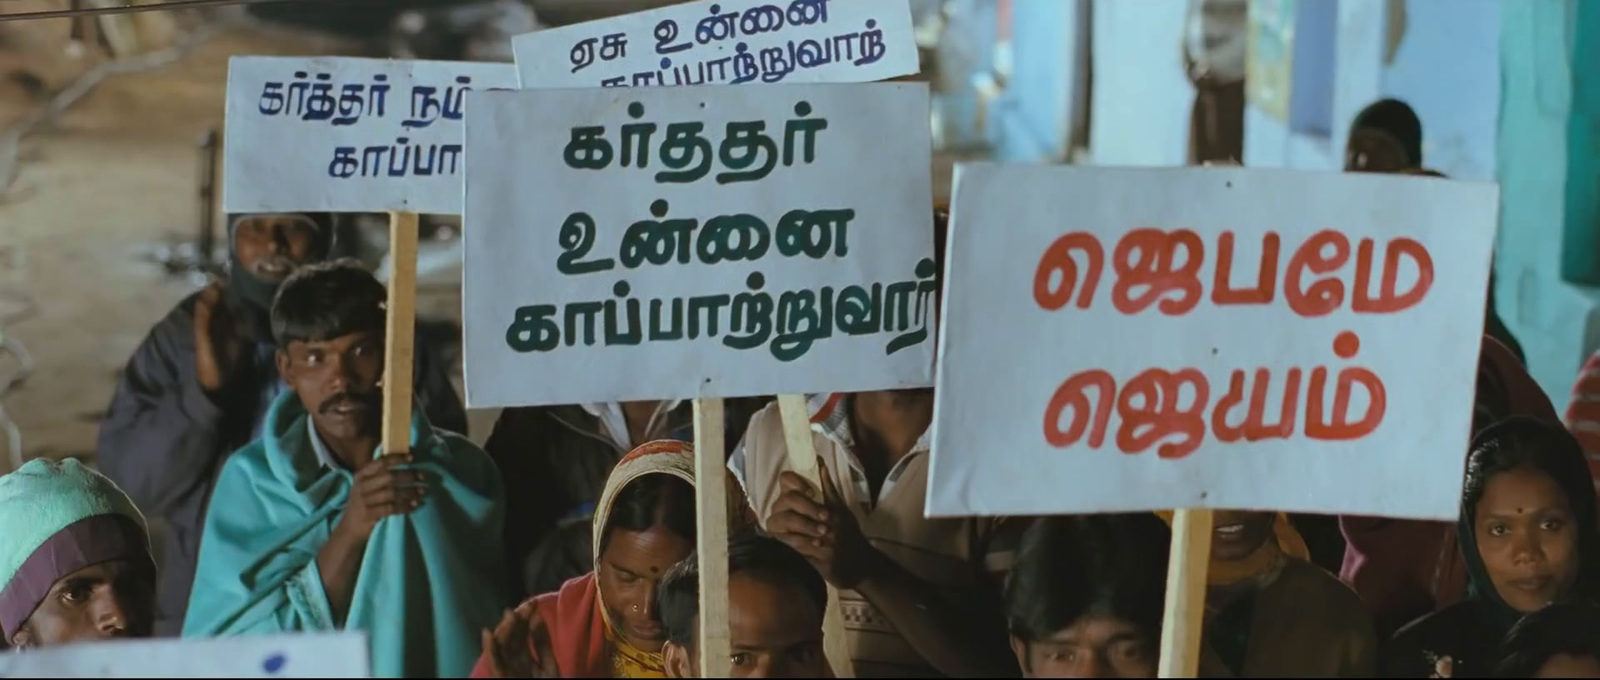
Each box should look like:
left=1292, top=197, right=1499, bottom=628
left=599, top=473, right=697, bottom=557
left=1496, top=602, right=1600, bottom=677
left=1463, top=417, right=1600, bottom=598
left=1006, top=514, right=1171, bottom=644
left=658, top=531, right=828, bottom=647
left=269, top=258, right=387, bottom=347
left=1350, top=98, right=1423, bottom=166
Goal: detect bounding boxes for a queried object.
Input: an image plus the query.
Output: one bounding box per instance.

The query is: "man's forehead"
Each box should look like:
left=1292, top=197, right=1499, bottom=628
left=1038, top=614, right=1146, bottom=645
left=237, top=213, right=318, bottom=229
left=728, top=576, right=824, bottom=642
left=289, top=329, right=381, bottom=349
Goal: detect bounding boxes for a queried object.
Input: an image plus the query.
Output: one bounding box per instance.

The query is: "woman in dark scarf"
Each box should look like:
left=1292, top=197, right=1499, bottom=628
left=1341, top=336, right=1551, bottom=638
left=1384, top=416, right=1600, bottom=678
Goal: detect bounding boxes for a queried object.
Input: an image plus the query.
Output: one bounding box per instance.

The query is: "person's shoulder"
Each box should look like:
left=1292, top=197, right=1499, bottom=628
left=210, top=439, right=275, bottom=506
left=1282, top=558, right=1359, bottom=596
left=431, top=429, right=502, bottom=479
left=434, top=429, right=492, bottom=464
left=1274, top=558, right=1375, bottom=627
left=1385, top=602, right=1482, bottom=676
left=1392, top=600, right=1479, bottom=645
left=133, top=292, right=204, bottom=354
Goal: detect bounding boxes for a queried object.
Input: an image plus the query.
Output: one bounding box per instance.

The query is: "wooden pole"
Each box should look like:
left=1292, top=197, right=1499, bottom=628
left=776, top=394, right=855, bottom=679
left=693, top=398, right=731, bottom=678
left=1157, top=508, right=1213, bottom=678
left=381, top=211, right=419, bottom=460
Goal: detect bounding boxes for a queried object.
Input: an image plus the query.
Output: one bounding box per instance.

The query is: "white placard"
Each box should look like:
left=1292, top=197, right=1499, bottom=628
left=224, top=56, right=517, bottom=214
left=0, top=633, right=368, bottom=678
left=928, top=165, right=1498, bottom=521
left=513, top=0, right=917, bottom=89
left=463, top=82, right=936, bottom=408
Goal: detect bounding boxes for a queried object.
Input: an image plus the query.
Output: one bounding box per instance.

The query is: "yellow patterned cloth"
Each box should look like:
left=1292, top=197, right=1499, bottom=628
left=606, top=623, right=667, bottom=678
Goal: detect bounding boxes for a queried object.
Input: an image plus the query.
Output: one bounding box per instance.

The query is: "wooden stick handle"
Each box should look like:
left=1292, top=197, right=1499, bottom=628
left=775, top=394, right=855, bottom=679
left=694, top=398, right=732, bottom=679
left=381, top=211, right=418, bottom=459
left=1157, top=508, right=1213, bottom=678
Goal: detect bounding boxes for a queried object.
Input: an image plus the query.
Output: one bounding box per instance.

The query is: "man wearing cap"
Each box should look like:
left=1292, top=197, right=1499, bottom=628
left=95, top=213, right=467, bottom=636
left=0, top=458, right=157, bottom=649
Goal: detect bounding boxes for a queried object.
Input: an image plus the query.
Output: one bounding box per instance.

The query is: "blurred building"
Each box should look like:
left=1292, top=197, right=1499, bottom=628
left=931, top=0, right=1598, bottom=410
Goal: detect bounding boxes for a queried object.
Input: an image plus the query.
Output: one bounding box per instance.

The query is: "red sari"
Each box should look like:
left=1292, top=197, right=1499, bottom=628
left=470, top=573, right=609, bottom=678
left=472, top=441, right=695, bottom=678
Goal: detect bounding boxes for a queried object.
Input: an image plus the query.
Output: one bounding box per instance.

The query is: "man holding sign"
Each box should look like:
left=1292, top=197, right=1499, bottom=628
left=96, top=213, right=467, bottom=636
left=183, top=262, right=506, bottom=678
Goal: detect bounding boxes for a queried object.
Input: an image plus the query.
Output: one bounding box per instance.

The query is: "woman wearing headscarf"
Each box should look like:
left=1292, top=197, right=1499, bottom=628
left=1157, top=510, right=1376, bottom=677
left=1385, top=417, right=1600, bottom=678
left=475, top=440, right=698, bottom=678
left=1341, top=336, right=1551, bottom=638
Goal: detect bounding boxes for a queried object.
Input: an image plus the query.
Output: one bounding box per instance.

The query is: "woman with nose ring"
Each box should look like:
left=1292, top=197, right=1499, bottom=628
left=476, top=441, right=698, bottom=678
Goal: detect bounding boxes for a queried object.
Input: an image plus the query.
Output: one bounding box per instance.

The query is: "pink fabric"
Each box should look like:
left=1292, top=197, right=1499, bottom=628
left=471, top=573, right=609, bottom=679
left=1564, top=349, right=1600, bottom=492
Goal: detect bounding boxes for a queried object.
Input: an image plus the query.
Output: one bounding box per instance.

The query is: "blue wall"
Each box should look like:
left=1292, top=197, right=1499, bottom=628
left=1497, top=0, right=1600, bottom=411
left=991, top=0, right=1086, bottom=161
left=1089, top=0, right=1193, bottom=166
left=1244, top=0, right=1501, bottom=181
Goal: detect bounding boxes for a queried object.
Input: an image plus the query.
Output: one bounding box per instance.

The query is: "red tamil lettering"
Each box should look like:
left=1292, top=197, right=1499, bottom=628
left=1111, top=229, right=1205, bottom=316
left=1034, top=232, right=1104, bottom=311
left=1305, top=331, right=1387, bottom=440
left=1211, top=367, right=1302, bottom=442
left=1043, top=369, right=1116, bottom=448
left=1212, top=232, right=1280, bottom=306
left=1352, top=237, right=1435, bottom=314
left=1115, top=368, right=1209, bottom=459
left=1285, top=230, right=1350, bottom=317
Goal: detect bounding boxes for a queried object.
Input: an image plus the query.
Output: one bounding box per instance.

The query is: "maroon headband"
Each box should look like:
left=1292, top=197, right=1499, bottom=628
left=0, top=514, right=151, bottom=639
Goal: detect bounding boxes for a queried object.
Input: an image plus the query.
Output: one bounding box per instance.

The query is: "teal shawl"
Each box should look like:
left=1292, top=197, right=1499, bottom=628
left=182, top=390, right=507, bottom=678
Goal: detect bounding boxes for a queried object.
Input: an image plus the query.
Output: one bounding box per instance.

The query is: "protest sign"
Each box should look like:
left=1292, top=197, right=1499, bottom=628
left=0, top=632, right=368, bottom=678
left=461, top=82, right=936, bottom=408
left=512, top=0, right=918, bottom=89
left=927, top=165, right=1498, bottom=521
left=224, top=56, right=517, bottom=214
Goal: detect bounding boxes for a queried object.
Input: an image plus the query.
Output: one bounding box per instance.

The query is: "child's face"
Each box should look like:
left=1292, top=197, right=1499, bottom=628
left=1012, top=614, right=1157, bottom=678
left=1534, top=653, right=1600, bottom=678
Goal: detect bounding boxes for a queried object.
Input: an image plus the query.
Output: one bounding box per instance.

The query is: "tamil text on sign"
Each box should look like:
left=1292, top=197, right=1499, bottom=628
left=462, top=82, right=936, bottom=408
left=512, top=0, right=917, bottom=89
left=927, top=165, right=1498, bottom=521
left=224, top=56, right=516, bottom=213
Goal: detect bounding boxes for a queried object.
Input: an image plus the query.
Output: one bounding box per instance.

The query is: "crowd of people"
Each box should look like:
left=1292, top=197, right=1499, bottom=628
left=2, top=96, right=1599, bottom=679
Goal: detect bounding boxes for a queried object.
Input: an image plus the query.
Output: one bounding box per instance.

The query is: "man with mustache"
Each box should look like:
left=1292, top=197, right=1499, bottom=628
left=95, top=213, right=466, bottom=636
left=182, top=260, right=505, bottom=678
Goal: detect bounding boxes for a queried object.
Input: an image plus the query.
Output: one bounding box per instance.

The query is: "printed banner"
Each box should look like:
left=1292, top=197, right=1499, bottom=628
left=224, top=56, right=517, bottom=214
left=0, top=632, right=368, bottom=678
left=512, top=0, right=918, bottom=89
left=462, top=82, right=936, bottom=408
left=927, top=165, right=1498, bottom=520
